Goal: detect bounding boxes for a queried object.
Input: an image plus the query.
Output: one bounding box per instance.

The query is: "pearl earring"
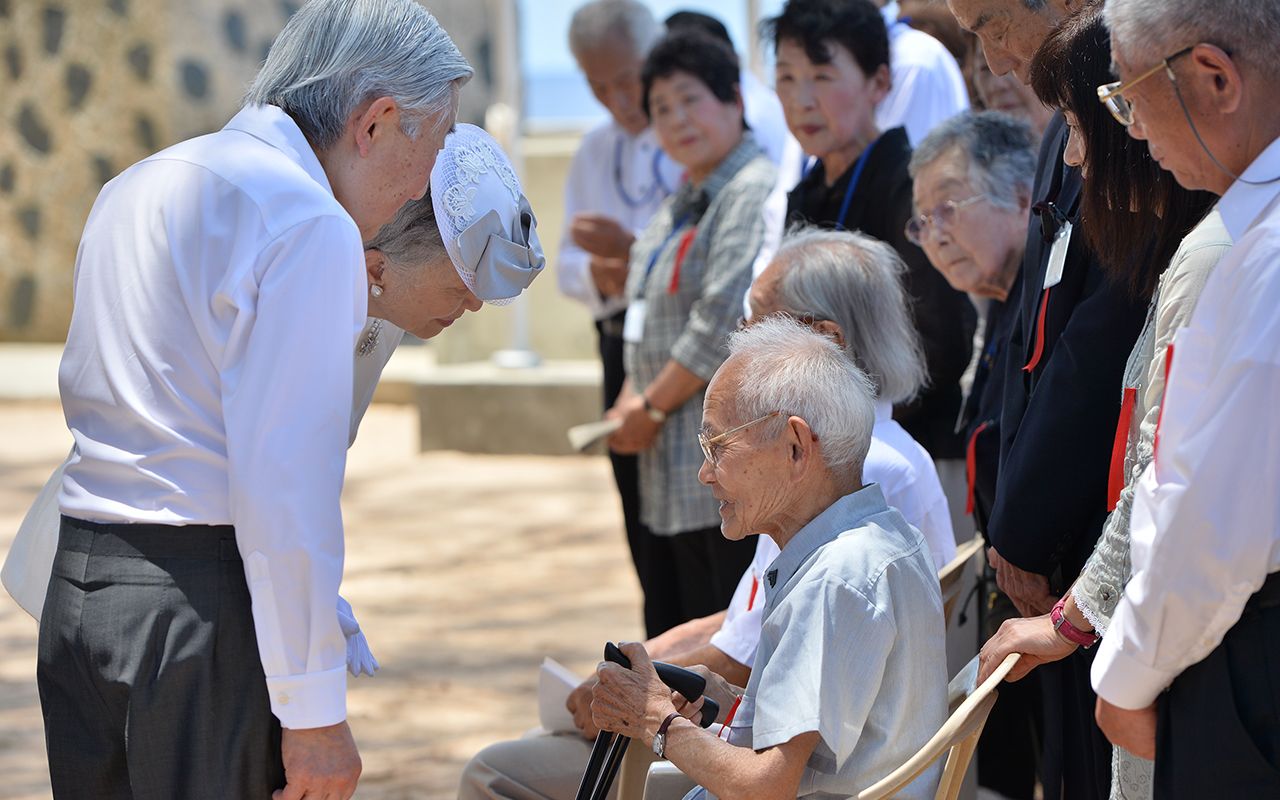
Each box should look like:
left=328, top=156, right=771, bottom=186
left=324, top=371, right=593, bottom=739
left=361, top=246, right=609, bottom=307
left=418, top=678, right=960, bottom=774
left=370, top=284, right=384, bottom=298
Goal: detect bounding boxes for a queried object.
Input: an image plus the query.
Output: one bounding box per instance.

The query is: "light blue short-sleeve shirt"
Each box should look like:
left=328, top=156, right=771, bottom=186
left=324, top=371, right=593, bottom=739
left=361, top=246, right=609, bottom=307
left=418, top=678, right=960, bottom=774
left=688, top=485, right=948, bottom=800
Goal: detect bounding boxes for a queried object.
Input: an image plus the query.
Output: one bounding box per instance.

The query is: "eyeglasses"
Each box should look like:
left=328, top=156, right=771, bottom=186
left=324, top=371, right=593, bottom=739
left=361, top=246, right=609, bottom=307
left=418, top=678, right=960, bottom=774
left=904, top=195, right=986, bottom=246
left=698, top=411, right=782, bottom=466
left=1096, top=45, right=1195, bottom=127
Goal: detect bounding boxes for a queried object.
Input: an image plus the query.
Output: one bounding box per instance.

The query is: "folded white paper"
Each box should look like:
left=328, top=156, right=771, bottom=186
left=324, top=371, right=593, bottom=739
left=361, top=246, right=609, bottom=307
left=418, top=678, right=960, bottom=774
left=538, top=657, right=583, bottom=734
left=567, top=418, right=622, bottom=452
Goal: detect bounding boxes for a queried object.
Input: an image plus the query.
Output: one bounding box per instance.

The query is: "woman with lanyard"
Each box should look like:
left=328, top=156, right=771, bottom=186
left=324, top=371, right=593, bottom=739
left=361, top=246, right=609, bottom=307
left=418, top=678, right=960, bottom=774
left=605, top=29, right=776, bottom=626
left=768, top=0, right=976, bottom=506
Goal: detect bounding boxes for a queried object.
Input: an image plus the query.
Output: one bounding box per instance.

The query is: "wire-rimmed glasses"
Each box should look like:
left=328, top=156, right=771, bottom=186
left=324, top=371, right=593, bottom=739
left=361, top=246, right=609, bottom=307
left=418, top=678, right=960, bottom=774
left=1096, top=45, right=1195, bottom=127
left=904, top=195, right=986, bottom=246
left=698, top=411, right=782, bottom=466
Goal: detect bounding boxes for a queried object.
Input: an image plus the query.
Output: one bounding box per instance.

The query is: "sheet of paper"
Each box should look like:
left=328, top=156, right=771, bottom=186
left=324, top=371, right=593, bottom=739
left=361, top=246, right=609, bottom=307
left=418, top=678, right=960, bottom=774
left=538, top=657, right=583, bottom=734
left=567, top=418, right=623, bottom=452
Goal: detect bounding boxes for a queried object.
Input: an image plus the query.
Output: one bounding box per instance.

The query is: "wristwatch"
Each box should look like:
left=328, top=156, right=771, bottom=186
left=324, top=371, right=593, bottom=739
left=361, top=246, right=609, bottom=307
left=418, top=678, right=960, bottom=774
left=652, top=711, right=681, bottom=758
left=643, top=396, right=668, bottom=424
left=1051, top=597, right=1099, bottom=648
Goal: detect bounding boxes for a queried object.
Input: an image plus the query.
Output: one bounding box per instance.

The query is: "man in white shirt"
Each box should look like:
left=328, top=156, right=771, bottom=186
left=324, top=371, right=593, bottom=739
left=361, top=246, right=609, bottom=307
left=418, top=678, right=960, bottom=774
left=559, top=0, right=687, bottom=639
left=1088, top=2, right=1280, bottom=796
left=39, top=3, right=471, bottom=798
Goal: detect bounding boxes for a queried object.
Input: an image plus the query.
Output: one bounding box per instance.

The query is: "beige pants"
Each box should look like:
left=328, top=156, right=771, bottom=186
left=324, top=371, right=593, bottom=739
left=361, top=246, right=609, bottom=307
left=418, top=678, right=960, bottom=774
left=458, top=728, right=632, bottom=800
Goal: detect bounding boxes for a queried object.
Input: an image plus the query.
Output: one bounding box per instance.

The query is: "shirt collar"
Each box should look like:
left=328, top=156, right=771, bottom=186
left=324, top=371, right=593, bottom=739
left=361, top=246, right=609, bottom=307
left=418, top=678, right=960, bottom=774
left=670, top=133, right=762, bottom=219
left=881, top=2, right=901, bottom=26
left=762, top=484, right=890, bottom=608
left=224, top=104, right=335, bottom=197
left=1218, top=135, right=1280, bottom=241
left=874, top=400, right=893, bottom=423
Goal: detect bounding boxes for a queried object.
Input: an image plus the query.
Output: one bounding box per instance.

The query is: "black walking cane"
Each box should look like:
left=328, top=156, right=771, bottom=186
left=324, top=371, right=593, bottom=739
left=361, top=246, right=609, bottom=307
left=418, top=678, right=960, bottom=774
left=575, top=642, right=721, bottom=800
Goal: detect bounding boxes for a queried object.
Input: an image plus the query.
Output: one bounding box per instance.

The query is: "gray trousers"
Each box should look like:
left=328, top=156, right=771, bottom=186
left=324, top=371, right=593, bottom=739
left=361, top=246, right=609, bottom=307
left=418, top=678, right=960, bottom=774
left=38, top=516, right=284, bottom=799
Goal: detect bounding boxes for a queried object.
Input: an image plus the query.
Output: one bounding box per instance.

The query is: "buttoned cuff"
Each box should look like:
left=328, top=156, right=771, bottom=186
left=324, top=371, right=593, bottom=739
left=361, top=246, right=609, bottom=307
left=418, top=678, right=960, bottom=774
left=267, top=665, right=348, bottom=729
left=1090, top=636, right=1173, bottom=710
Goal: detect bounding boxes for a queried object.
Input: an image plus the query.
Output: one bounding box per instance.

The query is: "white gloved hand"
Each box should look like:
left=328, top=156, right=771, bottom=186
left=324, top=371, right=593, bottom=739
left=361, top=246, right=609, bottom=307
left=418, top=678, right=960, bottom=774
left=337, top=595, right=380, bottom=677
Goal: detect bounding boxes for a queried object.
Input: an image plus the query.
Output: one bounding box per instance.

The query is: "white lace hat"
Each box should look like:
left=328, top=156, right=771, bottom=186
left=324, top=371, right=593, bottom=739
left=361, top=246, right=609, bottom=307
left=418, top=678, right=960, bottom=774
left=431, top=123, right=545, bottom=304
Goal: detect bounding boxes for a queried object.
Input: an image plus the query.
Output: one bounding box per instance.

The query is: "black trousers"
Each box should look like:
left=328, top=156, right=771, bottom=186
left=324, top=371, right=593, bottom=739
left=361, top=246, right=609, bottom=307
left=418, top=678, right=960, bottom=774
left=38, top=516, right=284, bottom=800
left=1039, top=646, right=1112, bottom=800
left=667, top=525, right=758, bottom=624
left=977, top=588, right=1044, bottom=800
left=597, top=313, right=683, bottom=637
left=1154, top=571, right=1280, bottom=799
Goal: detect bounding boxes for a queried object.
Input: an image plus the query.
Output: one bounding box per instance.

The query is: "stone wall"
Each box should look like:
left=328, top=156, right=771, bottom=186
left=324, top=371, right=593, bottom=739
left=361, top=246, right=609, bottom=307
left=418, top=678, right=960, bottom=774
left=0, top=0, right=497, bottom=342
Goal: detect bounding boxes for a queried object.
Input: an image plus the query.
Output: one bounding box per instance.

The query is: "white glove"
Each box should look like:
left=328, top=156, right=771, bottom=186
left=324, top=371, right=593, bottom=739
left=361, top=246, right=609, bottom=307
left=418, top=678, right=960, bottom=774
left=337, top=595, right=380, bottom=677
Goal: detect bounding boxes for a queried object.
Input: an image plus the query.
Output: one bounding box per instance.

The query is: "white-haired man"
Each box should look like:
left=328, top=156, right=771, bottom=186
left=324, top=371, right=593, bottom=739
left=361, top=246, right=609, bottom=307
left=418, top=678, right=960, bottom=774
left=458, top=229, right=953, bottom=800
left=1083, top=2, right=1280, bottom=796
left=38, top=2, right=470, bottom=798
left=592, top=316, right=947, bottom=799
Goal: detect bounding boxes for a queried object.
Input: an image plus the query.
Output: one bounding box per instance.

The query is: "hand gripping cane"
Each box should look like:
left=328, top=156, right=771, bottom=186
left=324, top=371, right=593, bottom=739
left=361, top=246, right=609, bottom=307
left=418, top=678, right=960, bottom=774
left=575, top=642, right=720, bottom=800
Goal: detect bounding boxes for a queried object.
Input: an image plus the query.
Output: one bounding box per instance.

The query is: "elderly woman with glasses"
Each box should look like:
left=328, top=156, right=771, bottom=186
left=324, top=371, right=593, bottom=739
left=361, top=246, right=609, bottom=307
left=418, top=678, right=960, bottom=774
left=907, top=111, right=1036, bottom=538
left=592, top=316, right=948, bottom=800
left=974, top=8, right=1227, bottom=800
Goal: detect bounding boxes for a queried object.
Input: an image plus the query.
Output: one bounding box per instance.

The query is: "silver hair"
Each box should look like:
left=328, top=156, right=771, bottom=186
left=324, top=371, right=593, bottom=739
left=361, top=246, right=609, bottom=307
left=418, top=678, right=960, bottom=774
left=724, top=315, right=878, bottom=480
left=244, top=0, right=473, bottom=151
left=364, top=194, right=446, bottom=269
left=1105, top=0, right=1280, bottom=75
left=769, top=227, right=928, bottom=405
left=909, top=111, right=1037, bottom=210
left=568, top=0, right=662, bottom=59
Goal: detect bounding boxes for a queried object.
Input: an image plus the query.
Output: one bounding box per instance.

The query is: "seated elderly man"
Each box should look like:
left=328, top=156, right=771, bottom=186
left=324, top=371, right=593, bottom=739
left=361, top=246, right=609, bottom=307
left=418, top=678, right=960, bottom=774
left=458, top=229, right=952, bottom=800
left=592, top=316, right=948, bottom=800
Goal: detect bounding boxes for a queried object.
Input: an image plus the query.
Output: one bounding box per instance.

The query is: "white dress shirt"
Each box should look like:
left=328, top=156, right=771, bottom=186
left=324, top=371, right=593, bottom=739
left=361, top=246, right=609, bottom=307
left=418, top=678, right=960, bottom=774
left=1092, top=137, right=1280, bottom=709
left=58, top=104, right=366, bottom=729
left=878, top=3, right=970, bottom=148
left=556, top=121, right=683, bottom=320
left=710, top=402, right=955, bottom=665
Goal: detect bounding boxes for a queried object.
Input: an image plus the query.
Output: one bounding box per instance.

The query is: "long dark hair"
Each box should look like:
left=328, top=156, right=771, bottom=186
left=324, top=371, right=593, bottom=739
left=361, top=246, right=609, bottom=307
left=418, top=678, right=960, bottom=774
left=1029, top=6, right=1215, bottom=299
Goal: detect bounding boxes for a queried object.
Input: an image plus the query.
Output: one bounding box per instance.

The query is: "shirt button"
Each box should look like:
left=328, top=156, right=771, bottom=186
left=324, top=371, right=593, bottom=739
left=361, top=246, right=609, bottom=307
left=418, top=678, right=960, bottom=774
left=277, top=692, right=290, bottom=705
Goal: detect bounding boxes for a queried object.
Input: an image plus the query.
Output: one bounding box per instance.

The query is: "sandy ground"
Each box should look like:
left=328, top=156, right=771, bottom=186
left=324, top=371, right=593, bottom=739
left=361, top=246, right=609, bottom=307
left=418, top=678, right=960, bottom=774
left=0, top=401, right=642, bottom=799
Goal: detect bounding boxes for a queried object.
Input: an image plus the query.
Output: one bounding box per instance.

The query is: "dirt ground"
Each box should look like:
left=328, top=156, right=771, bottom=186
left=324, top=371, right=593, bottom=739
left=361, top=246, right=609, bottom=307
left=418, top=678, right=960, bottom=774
left=0, top=401, right=642, bottom=799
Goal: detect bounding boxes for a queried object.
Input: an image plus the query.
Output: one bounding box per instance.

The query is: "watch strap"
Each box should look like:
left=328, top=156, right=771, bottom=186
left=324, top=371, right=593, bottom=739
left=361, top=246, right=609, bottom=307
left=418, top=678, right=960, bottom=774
left=643, top=396, right=668, bottom=423
left=1051, top=596, right=1099, bottom=648
left=653, top=711, right=681, bottom=758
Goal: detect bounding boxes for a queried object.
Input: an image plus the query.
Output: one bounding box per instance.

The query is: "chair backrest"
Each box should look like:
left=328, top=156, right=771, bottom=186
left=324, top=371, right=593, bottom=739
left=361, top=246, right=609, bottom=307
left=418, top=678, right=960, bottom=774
left=938, top=533, right=984, bottom=630
left=855, top=652, right=1020, bottom=800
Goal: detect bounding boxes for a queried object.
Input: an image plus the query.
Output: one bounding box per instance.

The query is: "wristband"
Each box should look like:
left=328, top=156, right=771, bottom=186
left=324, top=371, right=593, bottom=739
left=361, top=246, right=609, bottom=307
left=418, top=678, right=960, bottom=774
left=1051, top=596, right=1099, bottom=648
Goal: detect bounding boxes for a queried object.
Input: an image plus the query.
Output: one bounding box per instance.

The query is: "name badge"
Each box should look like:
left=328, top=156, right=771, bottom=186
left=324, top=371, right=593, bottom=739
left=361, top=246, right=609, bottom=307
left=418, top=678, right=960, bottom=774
left=1044, top=220, right=1073, bottom=290
left=622, top=299, right=647, bottom=344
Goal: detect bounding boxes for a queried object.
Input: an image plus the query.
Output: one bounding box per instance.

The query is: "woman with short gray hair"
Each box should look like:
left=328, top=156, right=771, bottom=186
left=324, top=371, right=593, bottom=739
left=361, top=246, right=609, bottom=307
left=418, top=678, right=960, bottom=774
left=906, top=111, right=1036, bottom=535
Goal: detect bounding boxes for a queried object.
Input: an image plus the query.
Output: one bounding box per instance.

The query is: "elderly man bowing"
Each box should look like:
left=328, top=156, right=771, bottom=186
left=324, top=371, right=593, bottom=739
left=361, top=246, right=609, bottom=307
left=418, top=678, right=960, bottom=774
left=592, top=317, right=947, bottom=800
left=40, top=2, right=470, bottom=798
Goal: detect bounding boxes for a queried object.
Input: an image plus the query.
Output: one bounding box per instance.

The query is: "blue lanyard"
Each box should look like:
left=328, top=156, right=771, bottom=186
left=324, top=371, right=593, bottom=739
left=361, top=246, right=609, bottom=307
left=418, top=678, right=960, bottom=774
left=641, top=212, right=693, bottom=288
left=802, top=135, right=881, bottom=230
left=614, top=135, right=675, bottom=209
left=834, top=136, right=880, bottom=230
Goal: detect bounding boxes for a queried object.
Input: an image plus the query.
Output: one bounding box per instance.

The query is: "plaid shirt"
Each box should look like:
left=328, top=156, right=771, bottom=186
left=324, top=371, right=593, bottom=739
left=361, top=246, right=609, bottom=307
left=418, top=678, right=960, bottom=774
left=624, top=135, right=776, bottom=535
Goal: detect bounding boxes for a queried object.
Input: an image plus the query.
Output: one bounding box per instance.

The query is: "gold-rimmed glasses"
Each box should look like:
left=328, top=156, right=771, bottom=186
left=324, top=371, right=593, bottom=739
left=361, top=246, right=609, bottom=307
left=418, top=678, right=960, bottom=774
left=904, top=195, right=986, bottom=246
left=698, top=410, right=782, bottom=466
left=1096, top=45, right=1195, bottom=127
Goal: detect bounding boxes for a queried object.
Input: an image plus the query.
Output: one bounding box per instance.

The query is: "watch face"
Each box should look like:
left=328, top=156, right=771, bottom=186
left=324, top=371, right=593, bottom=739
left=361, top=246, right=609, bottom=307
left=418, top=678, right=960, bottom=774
left=652, top=732, right=665, bottom=757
